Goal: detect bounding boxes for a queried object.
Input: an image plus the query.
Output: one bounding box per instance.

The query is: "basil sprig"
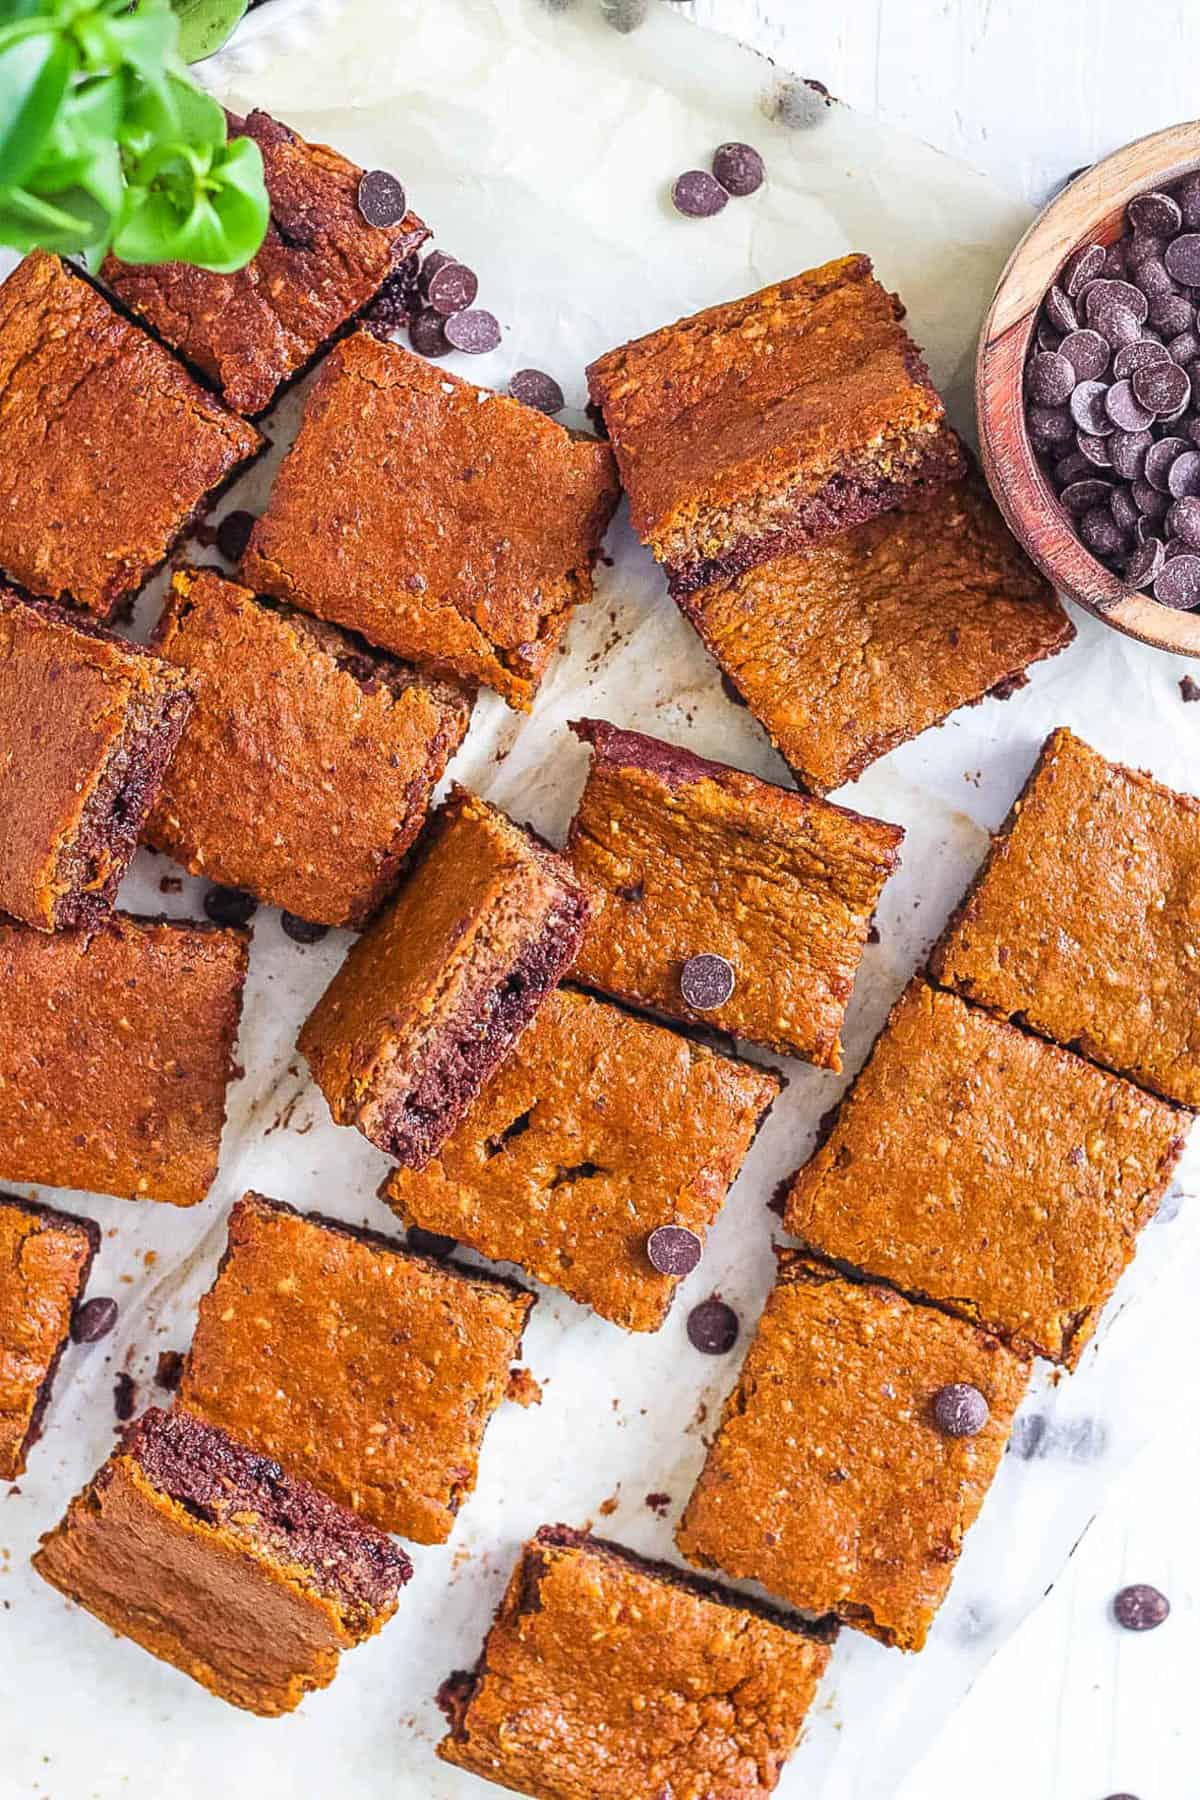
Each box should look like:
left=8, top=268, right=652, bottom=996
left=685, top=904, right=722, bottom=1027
left=0, top=0, right=268, bottom=270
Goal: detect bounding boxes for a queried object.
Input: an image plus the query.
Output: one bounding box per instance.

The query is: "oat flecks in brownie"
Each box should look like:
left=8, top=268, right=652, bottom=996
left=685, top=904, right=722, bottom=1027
left=0, top=1194, right=99, bottom=1481
left=586, top=254, right=963, bottom=590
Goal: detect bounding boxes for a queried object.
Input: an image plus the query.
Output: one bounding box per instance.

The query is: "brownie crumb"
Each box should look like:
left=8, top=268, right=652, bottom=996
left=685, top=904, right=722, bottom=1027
left=1180, top=676, right=1200, bottom=702
left=113, top=1372, right=137, bottom=1421
left=644, top=1491, right=672, bottom=1517
left=155, top=1350, right=185, bottom=1392
left=505, top=1366, right=543, bottom=1408
left=989, top=671, right=1030, bottom=701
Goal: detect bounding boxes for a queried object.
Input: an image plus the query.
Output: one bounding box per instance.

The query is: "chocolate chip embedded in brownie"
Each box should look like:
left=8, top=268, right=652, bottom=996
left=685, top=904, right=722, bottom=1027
left=675, top=1252, right=1031, bottom=1652
left=177, top=1192, right=535, bottom=1540
left=0, top=1194, right=100, bottom=1481
left=146, top=567, right=472, bottom=927
left=33, top=1407, right=411, bottom=1715
left=783, top=978, right=1190, bottom=1365
left=241, top=332, right=619, bottom=707
left=437, top=1523, right=832, bottom=1796
left=675, top=472, right=1075, bottom=795
left=565, top=719, right=903, bottom=1066
left=0, top=254, right=261, bottom=619
left=0, top=589, right=196, bottom=931
left=586, top=254, right=964, bottom=592
left=382, top=985, right=781, bottom=1331
left=103, top=109, right=430, bottom=418
left=931, top=727, right=1200, bottom=1108
left=298, top=786, right=589, bottom=1168
left=0, top=913, right=249, bottom=1206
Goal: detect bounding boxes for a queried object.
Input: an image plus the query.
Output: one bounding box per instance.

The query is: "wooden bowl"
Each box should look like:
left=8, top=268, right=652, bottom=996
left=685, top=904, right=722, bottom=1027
left=977, top=120, right=1200, bottom=657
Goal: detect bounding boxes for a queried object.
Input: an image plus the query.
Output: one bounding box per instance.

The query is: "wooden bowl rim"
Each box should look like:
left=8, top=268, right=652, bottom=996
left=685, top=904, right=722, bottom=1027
left=977, top=118, right=1200, bottom=658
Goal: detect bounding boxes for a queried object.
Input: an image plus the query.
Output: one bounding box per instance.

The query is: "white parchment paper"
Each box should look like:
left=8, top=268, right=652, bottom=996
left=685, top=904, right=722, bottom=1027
left=3, top=3, right=1200, bottom=1796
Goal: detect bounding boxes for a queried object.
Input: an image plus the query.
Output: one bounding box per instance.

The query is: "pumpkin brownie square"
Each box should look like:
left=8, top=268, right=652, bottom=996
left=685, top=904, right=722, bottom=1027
left=0, top=1194, right=99, bottom=1482
left=675, top=472, right=1075, bottom=795
left=438, top=1524, right=832, bottom=1798
left=242, top=332, right=619, bottom=706
left=675, top=1253, right=1030, bottom=1653
left=783, top=978, right=1189, bottom=1366
left=932, top=727, right=1200, bottom=1108
left=586, top=254, right=964, bottom=593
left=104, top=108, right=429, bottom=418
left=177, top=1192, right=535, bottom=1541
left=382, top=986, right=781, bottom=1331
left=145, top=567, right=471, bottom=927
left=299, top=787, right=588, bottom=1168
left=0, top=254, right=261, bottom=619
left=0, top=589, right=195, bottom=931
left=565, top=720, right=903, bottom=1066
left=34, top=1407, right=411, bottom=1716
left=0, top=913, right=249, bottom=1206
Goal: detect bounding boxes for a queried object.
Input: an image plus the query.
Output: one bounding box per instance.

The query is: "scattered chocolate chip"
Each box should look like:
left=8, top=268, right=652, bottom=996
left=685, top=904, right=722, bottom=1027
left=686, top=1295, right=739, bottom=1355
left=508, top=368, right=565, bottom=414
left=646, top=1224, right=702, bottom=1277
left=1154, top=552, right=1200, bottom=607
left=671, top=169, right=728, bottom=218
left=215, top=510, right=256, bottom=563
left=409, top=308, right=451, bottom=358
left=406, top=1226, right=458, bottom=1260
left=1180, top=675, right=1200, bottom=701
left=155, top=1350, right=185, bottom=1391
left=1112, top=1583, right=1170, bottom=1631
left=712, top=142, right=765, bottom=197
left=280, top=912, right=329, bottom=944
left=203, top=885, right=257, bottom=928
left=426, top=260, right=479, bottom=316
left=357, top=170, right=407, bottom=228
left=932, top=1383, right=989, bottom=1437
left=679, top=952, right=736, bottom=1010
left=71, top=1296, right=118, bottom=1344
left=444, top=308, right=501, bottom=354
left=113, top=1372, right=137, bottom=1422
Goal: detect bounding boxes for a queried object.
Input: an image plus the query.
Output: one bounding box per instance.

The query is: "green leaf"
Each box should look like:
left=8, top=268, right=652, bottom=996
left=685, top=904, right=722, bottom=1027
left=0, top=29, right=76, bottom=186
left=0, top=180, right=110, bottom=256
left=169, top=0, right=247, bottom=64
left=112, top=129, right=265, bottom=269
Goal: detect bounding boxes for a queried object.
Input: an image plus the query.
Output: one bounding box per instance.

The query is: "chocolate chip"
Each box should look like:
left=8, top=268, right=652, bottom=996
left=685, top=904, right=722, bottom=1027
left=1168, top=449, right=1200, bottom=497
left=1089, top=297, right=1143, bottom=350
left=113, top=1372, right=137, bottom=1422
left=1181, top=676, right=1200, bottom=701
left=1110, top=487, right=1140, bottom=534
left=1145, top=436, right=1189, bottom=491
left=1052, top=450, right=1091, bottom=484
left=71, top=1296, right=118, bottom=1344
left=1112, top=1583, right=1170, bottom=1631
left=1165, top=232, right=1200, bottom=284
left=932, top=1383, right=989, bottom=1437
left=1132, top=476, right=1169, bottom=519
left=679, top=952, right=736, bottom=1010
left=509, top=368, right=565, bottom=414
left=426, top=260, right=478, bottom=316
left=1036, top=321, right=1062, bottom=352
left=1086, top=278, right=1149, bottom=324
left=1060, top=479, right=1114, bottom=514
left=1069, top=381, right=1113, bottom=435
left=281, top=912, right=328, bottom=944
left=1133, top=255, right=1174, bottom=299
left=215, top=510, right=256, bottom=563
left=1168, top=495, right=1200, bottom=546
left=1150, top=292, right=1194, bottom=337
left=1058, top=329, right=1109, bottom=381
left=409, top=308, right=451, bottom=358
left=1155, top=553, right=1200, bottom=607
left=406, top=1226, right=458, bottom=1260
left=1080, top=507, right=1125, bottom=556
left=686, top=1295, right=739, bottom=1354
left=1027, top=351, right=1076, bottom=405
left=1104, top=379, right=1155, bottom=432
left=712, top=141, right=765, bottom=196
left=444, top=309, right=501, bottom=353
left=1112, top=338, right=1168, bottom=379
left=1130, top=190, right=1182, bottom=237
left=357, top=170, right=407, bottom=228
left=1124, top=537, right=1165, bottom=588
left=1132, top=358, right=1190, bottom=416
left=204, top=885, right=257, bottom=928
left=1062, top=242, right=1105, bottom=297
left=1045, top=286, right=1078, bottom=334
left=671, top=170, right=728, bottom=217
left=1076, top=430, right=1114, bottom=468
left=646, top=1224, right=702, bottom=1277
left=1110, top=428, right=1153, bottom=480
left=1028, top=404, right=1074, bottom=443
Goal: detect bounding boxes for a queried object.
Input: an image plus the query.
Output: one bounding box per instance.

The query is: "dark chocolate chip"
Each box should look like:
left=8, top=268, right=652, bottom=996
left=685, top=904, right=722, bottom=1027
left=1112, top=1583, right=1170, bottom=1631
left=1124, top=537, right=1165, bottom=588
left=1132, top=358, right=1190, bottom=416
left=1149, top=293, right=1195, bottom=337
left=671, top=169, right=728, bottom=217
left=427, top=260, right=479, bottom=316
left=1052, top=450, right=1091, bottom=484
left=1165, top=233, right=1200, bottom=285
left=1085, top=278, right=1149, bottom=324
left=1132, top=476, right=1170, bottom=519
left=646, top=1224, right=702, bottom=1277
left=1132, top=255, right=1174, bottom=300
left=1062, top=242, right=1105, bottom=298
left=1060, top=479, right=1115, bottom=514
left=1076, top=430, right=1114, bottom=468
left=1028, top=404, right=1074, bottom=443
left=444, top=309, right=501, bottom=353
left=686, top=1295, right=739, bottom=1355
left=113, top=1372, right=137, bottom=1422
left=1168, top=449, right=1200, bottom=497
left=1110, top=487, right=1140, bottom=534
left=1104, top=379, right=1154, bottom=431
left=215, top=510, right=257, bottom=564
left=71, top=1296, right=118, bottom=1344
left=1045, top=286, right=1078, bottom=335
left=1112, top=338, right=1169, bottom=379
left=1129, top=189, right=1182, bottom=237
left=932, top=1383, right=989, bottom=1437
left=1069, top=381, right=1113, bottom=435
left=357, top=170, right=407, bottom=228
left=1089, top=297, right=1143, bottom=350
left=406, top=1226, right=458, bottom=1260
left=204, top=885, right=258, bottom=928
left=1168, top=328, right=1200, bottom=364
left=1080, top=507, right=1125, bottom=556
left=1110, top=428, right=1153, bottom=480
left=712, top=141, right=765, bottom=196
left=281, top=912, right=328, bottom=944
left=409, top=308, right=451, bottom=358
left=1058, top=329, right=1110, bottom=381
left=1155, top=553, right=1200, bottom=607
left=1145, top=436, right=1190, bottom=491
left=508, top=368, right=566, bottom=414
left=679, top=952, right=736, bottom=1010
left=1168, top=495, right=1200, bottom=547
left=1027, top=351, right=1076, bottom=405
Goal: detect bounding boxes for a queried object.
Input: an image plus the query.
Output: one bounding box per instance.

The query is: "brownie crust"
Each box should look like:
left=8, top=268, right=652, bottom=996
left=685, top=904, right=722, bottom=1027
left=0, top=1193, right=99, bottom=1481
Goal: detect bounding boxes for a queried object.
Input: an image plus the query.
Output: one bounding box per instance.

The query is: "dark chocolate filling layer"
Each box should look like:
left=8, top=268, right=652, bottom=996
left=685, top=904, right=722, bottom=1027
left=8, top=1194, right=100, bottom=1463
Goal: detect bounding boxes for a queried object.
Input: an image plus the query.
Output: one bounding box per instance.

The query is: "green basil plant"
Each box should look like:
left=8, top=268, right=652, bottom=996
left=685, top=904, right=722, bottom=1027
left=0, top=0, right=268, bottom=272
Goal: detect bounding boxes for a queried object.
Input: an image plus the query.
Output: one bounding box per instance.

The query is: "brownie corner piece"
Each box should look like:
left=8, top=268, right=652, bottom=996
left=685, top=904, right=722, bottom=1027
left=438, top=1523, right=830, bottom=1794
left=33, top=1406, right=410, bottom=1714
left=586, top=253, right=963, bottom=590
left=0, top=1193, right=99, bottom=1481
left=299, top=786, right=589, bottom=1167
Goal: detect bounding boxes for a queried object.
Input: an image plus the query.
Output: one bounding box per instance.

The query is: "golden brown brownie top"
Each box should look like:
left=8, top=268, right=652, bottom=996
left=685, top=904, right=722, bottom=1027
left=177, top=1192, right=534, bottom=1541
left=242, top=333, right=619, bottom=706
left=383, top=986, right=780, bottom=1332
left=785, top=979, right=1189, bottom=1365
left=675, top=1253, right=1030, bottom=1653
left=0, top=589, right=195, bottom=930
left=146, top=568, right=471, bottom=928
left=0, top=254, right=261, bottom=617
left=0, top=1195, right=97, bottom=1482
left=566, top=719, right=903, bottom=1065
left=104, top=109, right=428, bottom=417
left=586, top=254, right=948, bottom=549
left=438, top=1525, right=831, bottom=1798
left=680, top=474, right=1075, bottom=794
left=932, top=727, right=1200, bottom=1108
left=0, top=913, right=248, bottom=1207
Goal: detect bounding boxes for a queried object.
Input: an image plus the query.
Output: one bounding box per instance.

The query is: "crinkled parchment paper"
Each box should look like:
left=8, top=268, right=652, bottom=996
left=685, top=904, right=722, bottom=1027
left=2, top=3, right=1199, bottom=1796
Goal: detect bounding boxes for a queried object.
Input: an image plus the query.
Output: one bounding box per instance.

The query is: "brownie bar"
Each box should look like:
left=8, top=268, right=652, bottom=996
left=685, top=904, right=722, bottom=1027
left=0, top=1194, right=100, bottom=1481
left=145, top=567, right=472, bottom=926
left=299, top=787, right=588, bottom=1168
left=34, top=1407, right=411, bottom=1715
left=104, top=109, right=429, bottom=418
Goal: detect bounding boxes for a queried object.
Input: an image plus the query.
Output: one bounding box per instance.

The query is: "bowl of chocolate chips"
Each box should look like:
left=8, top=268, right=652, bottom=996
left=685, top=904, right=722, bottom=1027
left=978, top=120, right=1200, bottom=655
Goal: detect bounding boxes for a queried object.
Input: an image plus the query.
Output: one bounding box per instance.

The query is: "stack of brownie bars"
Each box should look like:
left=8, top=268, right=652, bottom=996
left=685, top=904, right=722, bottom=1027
left=0, top=100, right=1193, bottom=1797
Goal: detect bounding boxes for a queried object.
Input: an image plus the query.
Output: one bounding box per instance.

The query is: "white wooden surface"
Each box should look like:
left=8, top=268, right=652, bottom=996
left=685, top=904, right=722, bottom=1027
left=678, top=4, right=1197, bottom=1797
